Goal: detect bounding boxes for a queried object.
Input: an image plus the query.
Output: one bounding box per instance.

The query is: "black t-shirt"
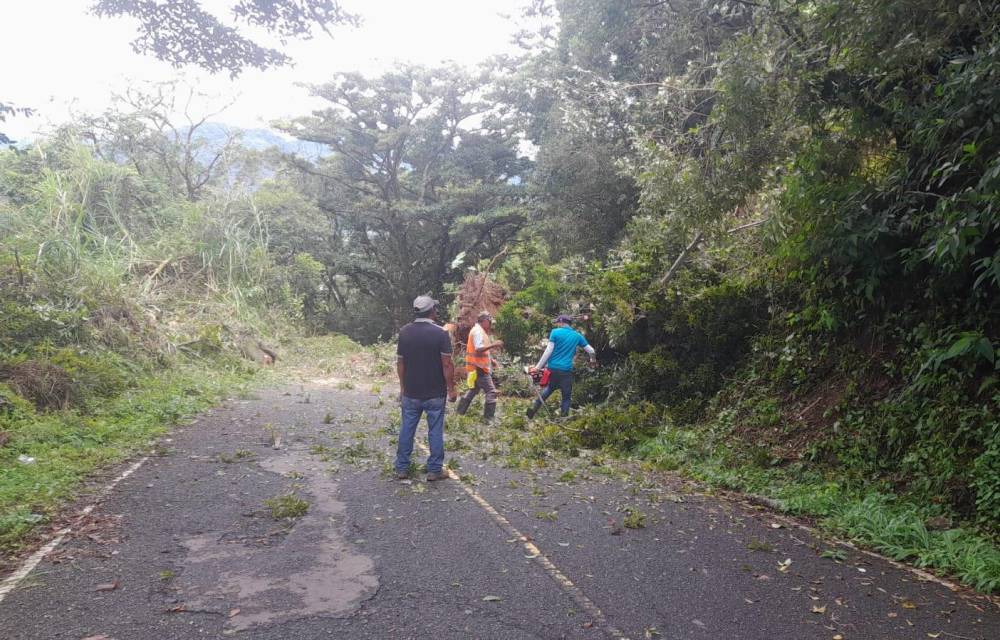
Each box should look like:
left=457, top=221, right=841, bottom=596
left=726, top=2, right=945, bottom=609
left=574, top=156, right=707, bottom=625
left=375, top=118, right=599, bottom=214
left=397, top=319, right=453, bottom=399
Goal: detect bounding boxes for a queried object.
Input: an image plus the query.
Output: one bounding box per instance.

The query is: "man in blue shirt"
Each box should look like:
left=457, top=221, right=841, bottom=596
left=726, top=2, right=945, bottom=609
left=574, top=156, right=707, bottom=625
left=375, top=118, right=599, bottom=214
left=527, top=314, right=597, bottom=418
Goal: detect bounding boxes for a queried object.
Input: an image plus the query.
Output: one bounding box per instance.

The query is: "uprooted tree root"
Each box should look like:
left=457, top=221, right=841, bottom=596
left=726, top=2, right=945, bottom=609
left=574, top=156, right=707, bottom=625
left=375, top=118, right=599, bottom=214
left=453, top=272, right=506, bottom=347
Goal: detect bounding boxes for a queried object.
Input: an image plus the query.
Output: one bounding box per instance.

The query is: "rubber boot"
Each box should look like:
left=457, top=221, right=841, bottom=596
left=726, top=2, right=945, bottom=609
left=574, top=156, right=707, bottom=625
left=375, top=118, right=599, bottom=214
left=526, top=399, right=542, bottom=419
left=456, top=394, right=473, bottom=416
left=484, top=402, right=497, bottom=423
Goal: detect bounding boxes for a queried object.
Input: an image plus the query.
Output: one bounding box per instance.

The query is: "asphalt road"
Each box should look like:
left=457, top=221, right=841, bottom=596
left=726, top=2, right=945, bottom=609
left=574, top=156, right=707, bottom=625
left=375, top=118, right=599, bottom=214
left=1, top=378, right=997, bottom=640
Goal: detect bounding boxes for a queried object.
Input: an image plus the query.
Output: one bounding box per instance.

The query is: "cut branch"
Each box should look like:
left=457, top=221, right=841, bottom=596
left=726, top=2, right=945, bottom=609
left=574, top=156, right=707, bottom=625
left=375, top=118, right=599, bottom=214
left=658, top=230, right=703, bottom=287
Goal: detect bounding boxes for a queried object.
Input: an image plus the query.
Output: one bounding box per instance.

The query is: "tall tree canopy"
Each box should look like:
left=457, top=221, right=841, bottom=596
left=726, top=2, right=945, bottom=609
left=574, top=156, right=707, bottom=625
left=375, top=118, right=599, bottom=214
left=277, top=65, right=531, bottom=338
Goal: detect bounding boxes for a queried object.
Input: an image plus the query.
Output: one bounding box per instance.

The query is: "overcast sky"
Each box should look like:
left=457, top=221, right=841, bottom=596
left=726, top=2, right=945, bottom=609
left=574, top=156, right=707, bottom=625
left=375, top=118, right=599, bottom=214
left=2, top=0, right=534, bottom=140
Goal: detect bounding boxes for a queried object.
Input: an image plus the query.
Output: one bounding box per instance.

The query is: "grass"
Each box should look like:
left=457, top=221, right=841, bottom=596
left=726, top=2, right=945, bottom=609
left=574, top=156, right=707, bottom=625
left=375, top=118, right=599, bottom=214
left=218, top=449, right=255, bottom=463
left=622, top=506, right=646, bottom=529
left=0, top=359, right=254, bottom=554
left=747, top=537, right=774, bottom=552
left=264, top=493, right=310, bottom=519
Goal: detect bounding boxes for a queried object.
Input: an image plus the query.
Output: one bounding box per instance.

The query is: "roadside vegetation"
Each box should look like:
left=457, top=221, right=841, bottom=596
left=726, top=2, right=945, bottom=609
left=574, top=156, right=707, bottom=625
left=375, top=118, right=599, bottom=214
left=454, top=0, right=999, bottom=593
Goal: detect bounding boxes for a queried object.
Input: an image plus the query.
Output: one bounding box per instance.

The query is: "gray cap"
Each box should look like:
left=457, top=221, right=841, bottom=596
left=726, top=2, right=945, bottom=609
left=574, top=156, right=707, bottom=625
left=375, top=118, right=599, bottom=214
left=413, top=295, right=438, bottom=313
left=554, top=314, right=573, bottom=324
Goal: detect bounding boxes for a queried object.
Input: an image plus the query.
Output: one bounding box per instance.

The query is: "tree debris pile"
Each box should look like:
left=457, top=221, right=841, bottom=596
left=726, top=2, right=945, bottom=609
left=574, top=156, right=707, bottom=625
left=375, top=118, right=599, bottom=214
left=451, top=272, right=506, bottom=352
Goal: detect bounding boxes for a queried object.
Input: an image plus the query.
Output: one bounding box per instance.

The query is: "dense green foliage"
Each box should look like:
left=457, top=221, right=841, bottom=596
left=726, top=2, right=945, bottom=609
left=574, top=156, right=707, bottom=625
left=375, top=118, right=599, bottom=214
left=482, top=0, right=1000, bottom=589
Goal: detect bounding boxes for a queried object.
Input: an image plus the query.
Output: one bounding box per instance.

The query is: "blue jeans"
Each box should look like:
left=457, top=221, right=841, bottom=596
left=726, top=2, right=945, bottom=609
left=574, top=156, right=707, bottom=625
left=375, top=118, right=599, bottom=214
left=395, top=395, right=446, bottom=474
left=540, top=369, right=574, bottom=416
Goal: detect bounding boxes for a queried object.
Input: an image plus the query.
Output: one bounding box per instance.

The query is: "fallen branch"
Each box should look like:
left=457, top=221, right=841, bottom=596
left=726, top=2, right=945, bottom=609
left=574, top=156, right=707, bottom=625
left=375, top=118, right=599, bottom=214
left=147, top=257, right=173, bottom=281
left=657, top=230, right=703, bottom=287
left=657, top=219, right=769, bottom=288
left=727, top=218, right=770, bottom=233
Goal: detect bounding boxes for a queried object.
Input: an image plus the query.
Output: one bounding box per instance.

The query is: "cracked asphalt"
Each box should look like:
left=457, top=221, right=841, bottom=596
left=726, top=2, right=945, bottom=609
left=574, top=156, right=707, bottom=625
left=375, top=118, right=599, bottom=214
left=1, top=364, right=998, bottom=640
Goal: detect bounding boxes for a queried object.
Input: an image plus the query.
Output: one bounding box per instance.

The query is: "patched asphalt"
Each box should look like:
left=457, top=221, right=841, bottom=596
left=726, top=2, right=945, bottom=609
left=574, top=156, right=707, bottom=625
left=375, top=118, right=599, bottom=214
left=1, top=376, right=998, bottom=640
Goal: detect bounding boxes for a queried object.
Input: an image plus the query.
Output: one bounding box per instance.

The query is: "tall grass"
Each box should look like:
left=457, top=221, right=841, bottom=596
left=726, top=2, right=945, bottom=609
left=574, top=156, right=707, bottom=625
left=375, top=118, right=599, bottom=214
left=2, top=138, right=287, bottom=332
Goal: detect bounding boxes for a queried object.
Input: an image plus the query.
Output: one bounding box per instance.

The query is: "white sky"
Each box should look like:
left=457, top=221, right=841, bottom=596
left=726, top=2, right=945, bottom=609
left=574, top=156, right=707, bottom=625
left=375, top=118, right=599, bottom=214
left=2, top=0, right=533, bottom=140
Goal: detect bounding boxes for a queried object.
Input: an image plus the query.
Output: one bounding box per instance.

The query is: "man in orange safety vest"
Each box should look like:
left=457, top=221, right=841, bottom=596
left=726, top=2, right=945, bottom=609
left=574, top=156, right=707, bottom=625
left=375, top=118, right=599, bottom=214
left=456, top=311, right=504, bottom=421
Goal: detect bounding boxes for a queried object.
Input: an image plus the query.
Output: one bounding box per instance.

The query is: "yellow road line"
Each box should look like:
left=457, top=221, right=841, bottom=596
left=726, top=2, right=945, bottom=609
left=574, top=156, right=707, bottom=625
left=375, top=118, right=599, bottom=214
left=415, top=442, right=629, bottom=639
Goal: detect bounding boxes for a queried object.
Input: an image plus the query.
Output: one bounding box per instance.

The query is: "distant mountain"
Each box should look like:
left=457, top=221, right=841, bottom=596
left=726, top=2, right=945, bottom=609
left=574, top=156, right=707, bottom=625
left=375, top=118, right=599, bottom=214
left=189, top=122, right=328, bottom=161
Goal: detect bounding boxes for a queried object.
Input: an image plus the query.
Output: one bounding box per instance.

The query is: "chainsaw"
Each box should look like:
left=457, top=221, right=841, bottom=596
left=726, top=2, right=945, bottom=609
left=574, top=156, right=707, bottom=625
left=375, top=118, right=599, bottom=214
left=523, top=365, right=552, bottom=417
left=526, top=366, right=551, bottom=387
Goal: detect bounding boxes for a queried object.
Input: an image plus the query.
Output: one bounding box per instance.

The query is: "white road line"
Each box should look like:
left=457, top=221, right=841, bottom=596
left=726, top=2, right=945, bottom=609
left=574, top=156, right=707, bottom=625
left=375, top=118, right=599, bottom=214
left=0, top=456, right=149, bottom=603
left=416, top=442, right=629, bottom=640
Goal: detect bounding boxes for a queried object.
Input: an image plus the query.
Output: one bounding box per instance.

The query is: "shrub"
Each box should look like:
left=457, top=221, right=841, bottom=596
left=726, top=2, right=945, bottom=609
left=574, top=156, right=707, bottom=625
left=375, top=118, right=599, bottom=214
left=0, top=300, right=88, bottom=355
left=49, top=348, right=130, bottom=401
left=495, top=265, right=566, bottom=356
left=0, top=360, right=75, bottom=411
left=565, top=401, right=666, bottom=451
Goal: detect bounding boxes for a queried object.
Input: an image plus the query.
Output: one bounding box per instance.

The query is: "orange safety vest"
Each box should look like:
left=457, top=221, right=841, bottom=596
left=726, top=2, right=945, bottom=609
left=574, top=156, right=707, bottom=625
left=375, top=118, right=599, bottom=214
left=466, top=324, right=491, bottom=372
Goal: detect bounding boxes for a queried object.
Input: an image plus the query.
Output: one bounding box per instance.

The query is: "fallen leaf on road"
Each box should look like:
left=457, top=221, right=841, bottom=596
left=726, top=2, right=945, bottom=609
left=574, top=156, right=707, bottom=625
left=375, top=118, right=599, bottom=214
left=812, top=605, right=827, bottom=614
left=482, top=595, right=502, bottom=602
left=771, top=523, right=783, bottom=529
left=582, top=622, right=593, bottom=629
left=927, top=634, right=940, bottom=638
left=228, top=608, right=240, bottom=618
left=692, top=619, right=705, bottom=628
left=833, top=635, right=843, bottom=640
left=901, top=600, right=917, bottom=609
left=94, top=582, right=118, bottom=592
left=778, top=558, right=792, bottom=572
left=81, top=636, right=113, bottom=640
left=165, top=605, right=186, bottom=613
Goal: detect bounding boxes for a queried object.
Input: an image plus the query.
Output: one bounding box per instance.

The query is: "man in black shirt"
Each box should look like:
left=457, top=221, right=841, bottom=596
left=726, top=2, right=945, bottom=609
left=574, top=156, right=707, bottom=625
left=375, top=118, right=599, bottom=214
left=395, top=295, right=457, bottom=481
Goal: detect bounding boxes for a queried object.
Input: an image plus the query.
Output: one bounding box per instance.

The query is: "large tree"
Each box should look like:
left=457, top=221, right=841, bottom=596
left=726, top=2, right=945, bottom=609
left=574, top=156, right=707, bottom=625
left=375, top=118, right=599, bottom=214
left=279, top=65, right=531, bottom=338
left=79, top=82, right=246, bottom=201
